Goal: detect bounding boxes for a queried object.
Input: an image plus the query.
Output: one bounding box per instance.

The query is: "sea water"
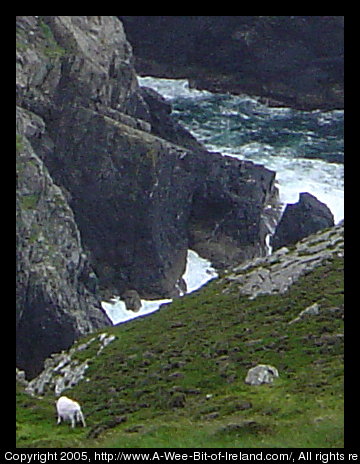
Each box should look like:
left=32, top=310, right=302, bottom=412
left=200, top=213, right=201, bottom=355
left=102, top=76, right=344, bottom=324
left=139, top=76, right=344, bottom=223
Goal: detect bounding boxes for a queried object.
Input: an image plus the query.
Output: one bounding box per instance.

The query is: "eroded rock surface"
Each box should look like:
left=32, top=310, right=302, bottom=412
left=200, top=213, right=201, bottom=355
left=245, top=364, right=279, bottom=386
left=24, top=333, right=116, bottom=396
left=16, top=107, right=111, bottom=379
left=222, top=224, right=343, bottom=299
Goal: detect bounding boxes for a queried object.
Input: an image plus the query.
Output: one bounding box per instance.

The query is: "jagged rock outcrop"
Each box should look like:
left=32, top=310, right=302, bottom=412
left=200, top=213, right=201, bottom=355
left=139, top=86, right=205, bottom=153
left=120, top=16, right=343, bottom=110
left=271, top=192, right=334, bottom=251
left=20, top=332, right=116, bottom=397
left=222, top=223, right=343, bottom=300
left=188, top=156, right=279, bottom=269
left=17, top=16, right=280, bottom=303
left=16, top=106, right=111, bottom=379
left=45, top=103, right=278, bottom=296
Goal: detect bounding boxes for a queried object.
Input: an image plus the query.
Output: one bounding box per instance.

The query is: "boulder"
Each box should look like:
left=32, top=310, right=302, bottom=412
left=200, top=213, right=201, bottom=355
left=288, top=302, right=320, bottom=325
left=121, top=290, right=142, bottom=312
left=245, top=364, right=279, bottom=386
left=271, top=193, right=334, bottom=251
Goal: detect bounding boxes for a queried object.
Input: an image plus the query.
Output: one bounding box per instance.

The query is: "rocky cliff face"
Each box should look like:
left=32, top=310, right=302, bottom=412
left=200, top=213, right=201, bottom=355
left=120, top=16, right=344, bottom=110
left=16, top=107, right=111, bottom=379
left=16, top=16, right=280, bottom=376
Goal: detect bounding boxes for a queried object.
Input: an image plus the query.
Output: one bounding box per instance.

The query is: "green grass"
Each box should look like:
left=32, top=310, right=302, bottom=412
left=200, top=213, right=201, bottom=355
left=16, top=255, right=343, bottom=448
left=38, top=19, right=66, bottom=60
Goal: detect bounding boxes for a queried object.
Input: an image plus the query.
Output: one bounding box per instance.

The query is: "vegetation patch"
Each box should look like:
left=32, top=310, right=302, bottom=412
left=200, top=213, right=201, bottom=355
left=16, top=254, right=343, bottom=448
left=38, top=19, right=66, bottom=60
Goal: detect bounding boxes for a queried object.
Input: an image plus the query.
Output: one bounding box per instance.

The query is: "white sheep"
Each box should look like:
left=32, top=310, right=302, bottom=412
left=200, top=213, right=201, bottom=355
left=56, top=396, right=86, bottom=428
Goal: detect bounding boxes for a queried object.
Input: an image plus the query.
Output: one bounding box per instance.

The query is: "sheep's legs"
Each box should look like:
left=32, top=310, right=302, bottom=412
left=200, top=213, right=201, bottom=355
left=76, top=410, right=86, bottom=427
left=79, top=412, right=86, bottom=427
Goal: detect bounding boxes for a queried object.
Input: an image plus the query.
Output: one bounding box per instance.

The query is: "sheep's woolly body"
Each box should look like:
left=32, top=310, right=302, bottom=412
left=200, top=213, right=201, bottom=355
left=56, top=396, right=86, bottom=428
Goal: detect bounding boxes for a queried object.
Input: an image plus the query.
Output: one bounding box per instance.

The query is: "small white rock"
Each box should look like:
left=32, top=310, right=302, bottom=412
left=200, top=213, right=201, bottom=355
left=245, top=364, right=279, bottom=386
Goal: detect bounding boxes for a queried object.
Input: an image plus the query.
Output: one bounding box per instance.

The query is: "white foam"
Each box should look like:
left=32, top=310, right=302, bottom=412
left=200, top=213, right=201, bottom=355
left=138, top=76, right=212, bottom=101
left=101, top=297, right=172, bottom=325
left=138, top=76, right=343, bottom=225
left=102, top=249, right=217, bottom=325
left=269, top=157, right=344, bottom=224
left=183, top=249, right=218, bottom=293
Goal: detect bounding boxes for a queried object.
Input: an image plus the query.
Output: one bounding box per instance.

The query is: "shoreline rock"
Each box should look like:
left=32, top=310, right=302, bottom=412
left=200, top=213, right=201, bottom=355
left=17, top=16, right=280, bottom=300
left=271, top=192, right=334, bottom=251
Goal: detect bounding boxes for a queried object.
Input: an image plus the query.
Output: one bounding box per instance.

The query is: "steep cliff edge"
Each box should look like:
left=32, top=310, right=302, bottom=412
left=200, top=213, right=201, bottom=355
left=120, top=16, right=344, bottom=111
left=16, top=16, right=280, bottom=376
left=16, top=107, right=111, bottom=379
left=17, top=16, right=279, bottom=299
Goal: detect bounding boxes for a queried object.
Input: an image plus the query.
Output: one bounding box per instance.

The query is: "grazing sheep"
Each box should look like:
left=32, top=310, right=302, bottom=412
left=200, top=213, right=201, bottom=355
left=56, top=396, right=86, bottom=428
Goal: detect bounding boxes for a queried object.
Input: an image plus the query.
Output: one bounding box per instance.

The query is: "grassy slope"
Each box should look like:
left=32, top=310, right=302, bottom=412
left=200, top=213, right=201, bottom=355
left=16, top=255, right=344, bottom=448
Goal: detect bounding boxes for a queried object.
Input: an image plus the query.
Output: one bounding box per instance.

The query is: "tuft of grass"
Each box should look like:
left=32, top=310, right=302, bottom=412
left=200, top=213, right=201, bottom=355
left=38, top=19, right=66, bottom=60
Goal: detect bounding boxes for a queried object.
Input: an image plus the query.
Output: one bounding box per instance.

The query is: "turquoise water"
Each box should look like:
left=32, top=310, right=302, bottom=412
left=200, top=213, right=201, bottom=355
left=139, top=77, right=344, bottom=223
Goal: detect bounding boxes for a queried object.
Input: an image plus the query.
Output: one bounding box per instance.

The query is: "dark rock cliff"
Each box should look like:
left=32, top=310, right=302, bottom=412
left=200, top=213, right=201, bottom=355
left=16, top=16, right=280, bottom=376
left=120, top=16, right=344, bottom=111
left=16, top=107, right=111, bottom=379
